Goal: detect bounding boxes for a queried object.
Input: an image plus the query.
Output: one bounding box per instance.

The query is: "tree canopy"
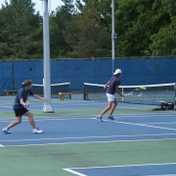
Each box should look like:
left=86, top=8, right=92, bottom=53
left=0, top=0, right=176, bottom=59
left=0, top=0, right=43, bottom=59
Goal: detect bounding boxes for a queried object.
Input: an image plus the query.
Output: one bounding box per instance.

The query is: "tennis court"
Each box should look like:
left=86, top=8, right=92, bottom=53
left=0, top=96, right=176, bottom=176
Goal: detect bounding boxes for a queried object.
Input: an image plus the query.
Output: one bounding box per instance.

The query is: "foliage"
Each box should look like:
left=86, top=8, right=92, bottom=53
left=0, top=0, right=176, bottom=59
left=149, top=0, right=176, bottom=56
left=63, top=0, right=111, bottom=58
left=0, top=0, right=43, bottom=59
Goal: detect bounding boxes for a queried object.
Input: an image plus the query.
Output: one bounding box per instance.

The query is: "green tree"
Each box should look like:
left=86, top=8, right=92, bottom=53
left=116, top=0, right=168, bottom=56
left=0, top=0, right=43, bottom=59
left=49, top=0, right=76, bottom=58
left=149, top=0, right=176, bottom=56
left=115, top=0, right=176, bottom=57
left=64, top=0, right=111, bottom=58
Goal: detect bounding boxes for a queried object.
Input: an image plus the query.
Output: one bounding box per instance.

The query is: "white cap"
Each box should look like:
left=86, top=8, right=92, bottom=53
left=113, top=69, right=122, bottom=75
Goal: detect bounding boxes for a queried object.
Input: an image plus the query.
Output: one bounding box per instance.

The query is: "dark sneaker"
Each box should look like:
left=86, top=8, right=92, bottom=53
left=2, top=127, right=11, bottom=134
left=97, top=116, right=103, bottom=122
left=108, top=116, right=115, bottom=120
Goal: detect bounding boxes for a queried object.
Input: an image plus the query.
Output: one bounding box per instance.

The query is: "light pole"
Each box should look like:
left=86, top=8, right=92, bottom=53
left=111, top=0, right=117, bottom=74
left=99, top=0, right=116, bottom=74
left=43, top=0, right=54, bottom=112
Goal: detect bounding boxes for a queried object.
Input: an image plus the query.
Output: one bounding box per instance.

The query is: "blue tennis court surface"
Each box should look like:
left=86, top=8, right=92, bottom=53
left=0, top=99, right=176, bottom=176
left=0, top=112, right=176, bottom=147
left=64, top=163, right=176, bottom=176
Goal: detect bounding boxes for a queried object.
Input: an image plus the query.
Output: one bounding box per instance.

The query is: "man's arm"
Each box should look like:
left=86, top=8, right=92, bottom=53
left=104, top=81, right=110, bottom=89
left=116, top=86, right=124, bottom=97
left=33, top=94, right=47, bottom=102
left=20, top=98, right=29, bottom=107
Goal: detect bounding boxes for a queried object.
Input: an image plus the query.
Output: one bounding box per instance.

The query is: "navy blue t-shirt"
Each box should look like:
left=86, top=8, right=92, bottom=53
left=106, top=76, right=120, bottom=95
left=13, top=88, right=34, bottom=109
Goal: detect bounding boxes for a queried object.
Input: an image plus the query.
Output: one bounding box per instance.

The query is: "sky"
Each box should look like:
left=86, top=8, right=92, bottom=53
left=0, top=0, right=63, bottom=14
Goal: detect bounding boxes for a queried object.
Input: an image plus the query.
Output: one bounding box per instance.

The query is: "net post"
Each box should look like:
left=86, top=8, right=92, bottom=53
left=83, top=83, right=86, bottom=100
left=83, top=83, right=85, bottom=100
left=121, top=87, right=124, bottom=102
left=174, top=83, right=176, bottom=105
left=67, top=83, right=71, bottom=99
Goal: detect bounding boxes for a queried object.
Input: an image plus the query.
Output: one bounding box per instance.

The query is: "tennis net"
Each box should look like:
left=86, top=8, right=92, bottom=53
left=32, top=82, right=71, bottom=98
left=83, top=82, right=176, bottom=105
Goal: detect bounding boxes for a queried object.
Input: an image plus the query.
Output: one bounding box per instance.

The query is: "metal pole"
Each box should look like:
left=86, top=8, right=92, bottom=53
left=111, top=0, right=116, bottom=74
left=12, top=62, right=15, bottom=90
left=174, top=83, right=176, bottom=105
left=43, top=0, right=54, bottom=112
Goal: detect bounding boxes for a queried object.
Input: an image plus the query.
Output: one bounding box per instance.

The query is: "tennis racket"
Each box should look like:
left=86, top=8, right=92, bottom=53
left=124, top=86, right=146, bottom=97
left=124, top=88, right=142, bottom=97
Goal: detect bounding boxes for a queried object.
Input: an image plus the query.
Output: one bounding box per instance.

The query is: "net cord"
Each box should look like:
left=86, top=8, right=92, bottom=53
left=33, top=82, right=70, bottom=87
left=83, top=82, right=176, bottom=103
left=84, top=82, right=175, bottom=89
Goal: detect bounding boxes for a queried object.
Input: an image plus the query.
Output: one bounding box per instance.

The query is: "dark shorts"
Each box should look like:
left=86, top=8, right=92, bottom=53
left=14, top=107, right=29, bottom=117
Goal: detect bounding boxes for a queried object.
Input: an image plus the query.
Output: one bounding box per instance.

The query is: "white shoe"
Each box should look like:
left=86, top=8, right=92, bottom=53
left=33, top=127, right=43, bottom=134
left=97, top=116, right=103, bottom=122
left=2, top=127, right=11, bottom=134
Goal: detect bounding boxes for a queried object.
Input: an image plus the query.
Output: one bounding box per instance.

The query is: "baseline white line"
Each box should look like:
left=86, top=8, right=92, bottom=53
left=0, top=117, right=93, bottom=123
left=147, top=122, right=176, bottom=125
left=3, top=138, right=176, bottom=147
left=68, top=162, right=176, bottom=170
left=0, top=113, right=176, bottom=122
left=0, top=105, right=12, bottom=109
left=1, top=133, right=176, bottom=143
left=0, top=144, right=4, bottom=147
left=142, top=174, right=176, bottom=176
left=110, top=120, right=176, bottom=132
left=63, top=168, right=88, bottom=176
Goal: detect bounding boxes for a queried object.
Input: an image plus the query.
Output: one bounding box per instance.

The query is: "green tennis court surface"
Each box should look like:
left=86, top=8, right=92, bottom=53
left=0, top=97, right=176, bottom=176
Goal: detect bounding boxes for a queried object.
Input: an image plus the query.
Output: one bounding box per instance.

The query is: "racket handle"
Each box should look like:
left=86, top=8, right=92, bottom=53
left=26, top=98, right=29, bottom=106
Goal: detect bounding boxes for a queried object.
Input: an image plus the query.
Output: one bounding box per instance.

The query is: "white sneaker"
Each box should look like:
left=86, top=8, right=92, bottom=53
left=2, top=127, right=11, bottom=134
left=33, top=127, right=43, bottom=134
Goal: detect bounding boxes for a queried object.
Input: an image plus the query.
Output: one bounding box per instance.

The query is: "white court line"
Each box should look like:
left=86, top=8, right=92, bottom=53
left=63, top=163, right=176, bottom=176
left=91, top=117, right=176, bottom=131
left=147, top=122, right=176, bottom=125
left=142, top=174, right=176, bottom=176
left=108, top=120, right=176, bottom=132
left=63, top=168, right=88, bottom=176
left=0, top=113, right=176, bottom=122
left=0, top=105, right=12, bottom=109
left=1, top=133, right=176, bottom=143
left=64, top=162, right=176, bottom=170
left=1, top=117, right=176, bottom=147
left=0, top=144, right=4, bottom=147
left=2, top=113, right=175, bottom=123
left=0, top=117, right=93, bottom=123
left=3, top=138, right=176, bottom=147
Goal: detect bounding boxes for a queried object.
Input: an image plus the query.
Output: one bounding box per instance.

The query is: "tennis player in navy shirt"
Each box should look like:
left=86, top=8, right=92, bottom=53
left=97, top=68, right=124, bottom=121
left=2, top=80, right=47, bottom=134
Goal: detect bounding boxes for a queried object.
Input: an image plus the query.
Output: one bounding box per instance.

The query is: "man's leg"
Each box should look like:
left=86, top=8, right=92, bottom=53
left=25, top=111, right=36, bottom=129
left=109, top=99, right=118, bottom=116
left=99, top=101, right=113, bottom=117
left=6, top=117, right=22, bottom=129
left=25, top=111, right=43, bottom=134
left=2, top=117, right=22, bottom=134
